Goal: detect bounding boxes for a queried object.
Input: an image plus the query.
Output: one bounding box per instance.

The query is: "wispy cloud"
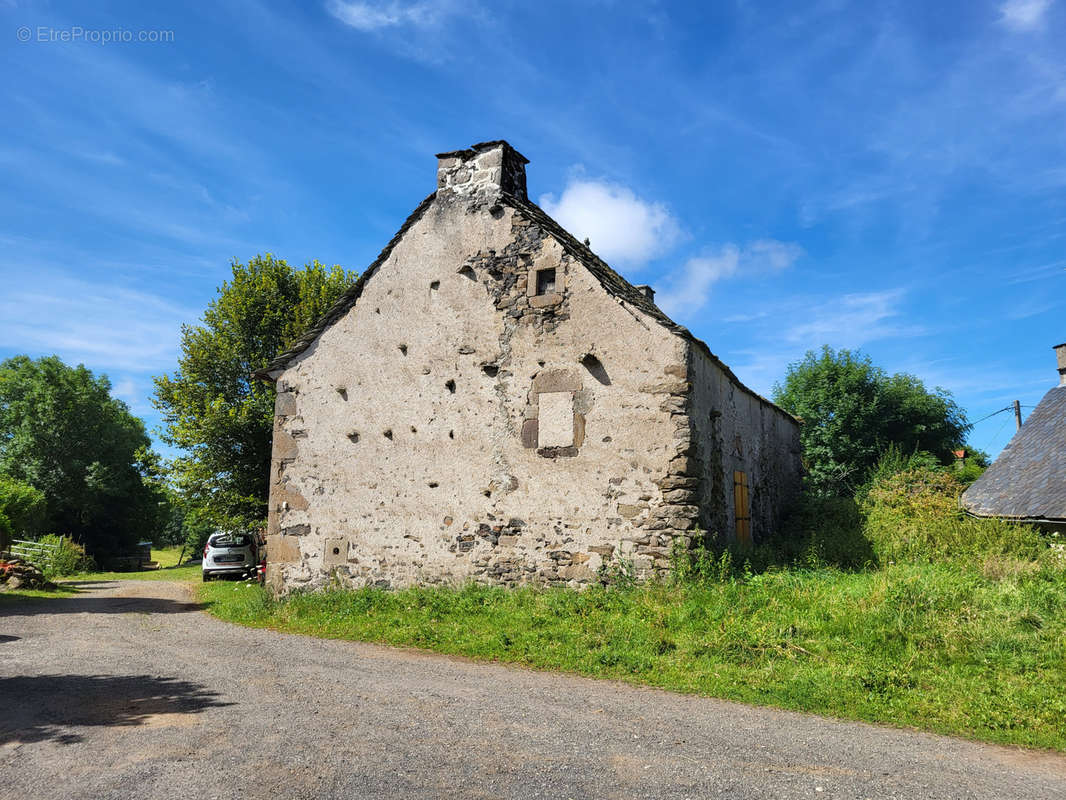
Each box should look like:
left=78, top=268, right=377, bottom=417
left=656, top=240, right=803, bottom=319
left=539, top=178, right=682, bottom=268
left=325, top=0, right=455, bottom=31
left=783, top=289, right=923, bottom=349
left=999, top=0, right=1053, bottom=30
left=0, top=274, right=198, bottom=373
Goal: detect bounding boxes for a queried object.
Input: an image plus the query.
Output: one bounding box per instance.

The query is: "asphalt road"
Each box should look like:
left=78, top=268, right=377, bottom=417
left=1, top=580, right=1064, bottom=800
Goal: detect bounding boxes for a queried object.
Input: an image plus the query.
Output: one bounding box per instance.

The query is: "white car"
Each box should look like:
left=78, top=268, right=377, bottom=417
left=202, top=532, right=258, bottom=581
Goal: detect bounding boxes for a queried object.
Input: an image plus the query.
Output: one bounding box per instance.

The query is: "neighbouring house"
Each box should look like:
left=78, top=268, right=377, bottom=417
left=961, top=343, right=1066, bottom=534
left=254, top=140, right=802, bottom=593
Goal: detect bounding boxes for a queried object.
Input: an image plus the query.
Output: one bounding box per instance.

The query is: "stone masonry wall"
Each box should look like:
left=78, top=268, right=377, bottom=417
left=264, top=171, right=690, bottom=593
left=687, top=348, right=802, bottom=544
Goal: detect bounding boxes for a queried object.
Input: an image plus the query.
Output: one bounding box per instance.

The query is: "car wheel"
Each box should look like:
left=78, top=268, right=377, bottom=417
left=202, top=572, right=211, bottom=582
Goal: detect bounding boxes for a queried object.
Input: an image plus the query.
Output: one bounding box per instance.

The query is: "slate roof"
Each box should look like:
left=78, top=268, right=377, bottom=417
left=961, top=385, right=1066, bottom=522
left=253, top=187, right=795, bottom=423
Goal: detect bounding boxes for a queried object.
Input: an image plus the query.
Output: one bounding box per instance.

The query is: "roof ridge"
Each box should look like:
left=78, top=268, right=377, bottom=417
left=253, top=192, right=437, bottom=378
left=499, top=192, right=797, bottom=423
left=254, top=189, right=798, bottom=425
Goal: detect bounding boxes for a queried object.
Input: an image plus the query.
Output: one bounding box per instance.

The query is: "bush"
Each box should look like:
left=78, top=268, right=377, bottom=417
left=38, top=534, right=96, bottom=576
left=862, top=463, right=1047, bottom=564
left=0, top=475, right=46, bottom=551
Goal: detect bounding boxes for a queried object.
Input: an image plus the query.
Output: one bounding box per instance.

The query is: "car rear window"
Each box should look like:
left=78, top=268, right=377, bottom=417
left=209, top=534, right=251, bottom=548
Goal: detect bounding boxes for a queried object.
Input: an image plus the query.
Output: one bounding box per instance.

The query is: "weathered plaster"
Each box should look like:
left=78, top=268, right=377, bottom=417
left=263, top=142, right=802, bottom=593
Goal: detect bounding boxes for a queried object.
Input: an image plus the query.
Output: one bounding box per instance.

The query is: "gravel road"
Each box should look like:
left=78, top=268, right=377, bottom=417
left=1, top=580, right=1064, bottom=799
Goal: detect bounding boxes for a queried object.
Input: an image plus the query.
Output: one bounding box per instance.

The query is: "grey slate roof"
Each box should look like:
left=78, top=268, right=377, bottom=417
left=961, top=385, right=1066, bottom=522
left=254, top=188, right=795, bottom=423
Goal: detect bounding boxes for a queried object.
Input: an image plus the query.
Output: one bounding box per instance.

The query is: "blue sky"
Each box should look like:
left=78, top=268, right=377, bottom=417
left=2, top=0, right=1063, bottom=459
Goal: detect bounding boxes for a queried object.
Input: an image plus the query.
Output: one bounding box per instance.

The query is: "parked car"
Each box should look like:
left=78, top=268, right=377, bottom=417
left=202, top=532, right=258, bottom=581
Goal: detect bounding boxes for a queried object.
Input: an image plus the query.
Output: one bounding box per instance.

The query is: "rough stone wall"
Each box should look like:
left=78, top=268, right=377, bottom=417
left=265, top=179, right=689, bottom=592
left=687, top=348, right=802, bottom=543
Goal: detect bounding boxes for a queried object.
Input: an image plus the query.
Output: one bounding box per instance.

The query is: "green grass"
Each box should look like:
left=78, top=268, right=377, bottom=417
left=0, top=583, right=80, bottom=603
left=200, top=561, right=1066, bottom=752
left=151, top=545, right=187, bottom=568
left=65, top=563, right=203, bottom=582
left=63, top=547, right=202, bottom=583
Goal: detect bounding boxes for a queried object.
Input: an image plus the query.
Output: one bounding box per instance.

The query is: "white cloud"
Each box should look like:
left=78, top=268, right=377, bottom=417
left=325, top=0, right=451, bottom=31
left=783, top=289, right=923, bottom=349
left=0, top=274, right=197, bottom=374
left=655, top=239, right=803, bottom=318
left=539, top=179, right=682, bottom=268
left=999, top=0, right=1053, bottom=30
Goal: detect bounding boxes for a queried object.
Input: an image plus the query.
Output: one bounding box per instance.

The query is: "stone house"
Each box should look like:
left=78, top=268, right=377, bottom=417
left=961, top=343, right=1066, bottom=534
left=254, top=140, right=802, bottom=593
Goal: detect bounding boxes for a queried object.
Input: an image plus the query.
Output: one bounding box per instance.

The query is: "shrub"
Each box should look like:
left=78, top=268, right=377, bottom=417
left=862, top=463, right=1047, bottom=564
left=0, top=475, right=46, bottom=551
left=38, top=534, right=96, bottom=576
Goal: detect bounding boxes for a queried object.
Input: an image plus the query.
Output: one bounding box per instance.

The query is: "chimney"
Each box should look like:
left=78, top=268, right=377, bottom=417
left=435, top=140, right=529, bottom=202
left=1055, top=342, right=1066, bottom=386
left=634, top=285, right=656, bottom=303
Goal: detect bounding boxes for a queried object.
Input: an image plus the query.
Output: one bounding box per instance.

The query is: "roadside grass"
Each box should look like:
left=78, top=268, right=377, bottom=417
left=65, top=562, right=203, bottom=583
left=0, top=583, right=80, bottom=603
left=201, top=559, right=1066, bottom=751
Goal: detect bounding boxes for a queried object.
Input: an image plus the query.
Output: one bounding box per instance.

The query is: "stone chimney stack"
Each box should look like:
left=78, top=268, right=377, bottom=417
left=634, top=285, right=656, bottom=303
left=1055, top=342, right=1066, bottom=386
left=436, top=140, right=529, bottom=202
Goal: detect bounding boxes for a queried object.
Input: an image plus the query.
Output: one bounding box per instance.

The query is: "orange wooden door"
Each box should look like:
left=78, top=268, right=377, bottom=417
left=733, top=471, right=751, bottom=546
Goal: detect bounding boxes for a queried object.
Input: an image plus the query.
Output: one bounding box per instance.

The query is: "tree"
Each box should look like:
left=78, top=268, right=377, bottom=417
left=153, top=255, right=355, bottom=530
left=0, top=475, right=46, bottom=552
left=0, top=355, right=164, bottom=557
left=772, top=347, right=969, bottom=496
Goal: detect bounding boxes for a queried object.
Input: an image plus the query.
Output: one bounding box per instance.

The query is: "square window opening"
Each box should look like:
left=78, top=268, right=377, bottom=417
left=535, top=268, right=557, bottom=296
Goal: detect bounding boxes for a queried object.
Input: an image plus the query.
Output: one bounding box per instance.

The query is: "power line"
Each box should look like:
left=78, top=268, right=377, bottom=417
left=970, top=406, right=1013, bottom=426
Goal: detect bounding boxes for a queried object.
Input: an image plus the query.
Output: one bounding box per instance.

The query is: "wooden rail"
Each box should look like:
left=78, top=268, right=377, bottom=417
left=8, top=538, right=60, bottom=571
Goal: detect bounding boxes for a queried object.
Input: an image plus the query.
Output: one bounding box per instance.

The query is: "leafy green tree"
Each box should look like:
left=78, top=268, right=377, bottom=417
left=0, top=475, right=46, bottom=552
left=773, top=347, right=969, bottom=496
left=0, top=356, right=164, bottom=557
left=153, top=255, right=354, bottom=530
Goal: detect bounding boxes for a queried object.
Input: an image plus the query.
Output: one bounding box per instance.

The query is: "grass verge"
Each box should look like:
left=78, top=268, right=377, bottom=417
left=201, top=560, right=1066, bottom=752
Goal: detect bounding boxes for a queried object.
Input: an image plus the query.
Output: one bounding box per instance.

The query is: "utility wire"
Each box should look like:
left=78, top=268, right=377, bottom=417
left=981, top=416, right=1012, bottom=453
left=969, top=406, right=1013, bottom=426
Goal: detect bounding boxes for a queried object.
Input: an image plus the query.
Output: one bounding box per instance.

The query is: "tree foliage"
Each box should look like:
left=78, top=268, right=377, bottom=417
left=153, top=255, right=355, bottom=530
left=0, top=474, right=47, bottom=552
left=772, top=347, right=969, bottom=496
left=0, top=355, right=164, bottom=557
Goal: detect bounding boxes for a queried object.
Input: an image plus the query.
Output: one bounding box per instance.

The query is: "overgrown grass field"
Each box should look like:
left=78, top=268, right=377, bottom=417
left=201, top=458, right=1066, bottom=750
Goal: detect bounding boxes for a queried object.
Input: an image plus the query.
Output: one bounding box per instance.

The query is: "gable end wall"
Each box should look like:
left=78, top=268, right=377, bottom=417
left=265, top=194, right=701, bottom=592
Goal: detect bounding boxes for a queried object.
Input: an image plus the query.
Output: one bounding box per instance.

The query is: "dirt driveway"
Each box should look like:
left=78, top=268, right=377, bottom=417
left=1, top=580, right=1064, bottom=799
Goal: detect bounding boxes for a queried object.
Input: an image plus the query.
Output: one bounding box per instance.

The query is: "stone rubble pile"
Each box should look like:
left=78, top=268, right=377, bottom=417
left=0, top=558, right=57, bottom=590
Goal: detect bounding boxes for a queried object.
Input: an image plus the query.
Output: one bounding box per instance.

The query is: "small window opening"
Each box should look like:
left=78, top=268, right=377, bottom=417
left=427, top=481, right=439, bottom=488
left=336, top=387, right=348, bottom=400
left=448, top=429, right=455, bottom=440
left=535, top=268, right=557, bottom=295
left=383, top=429, right=393, bottom=440
left=398, top=344, right=407, bottom=356
left=445, top=379, right=456, bottom=394
left=347, top=431, right=360, bottom=443
left=482, top=364, right=499, bottom=378
left=430, top=280, right=440, bottom=290
left=331, top=546, right=341, bottom=556
left=410, top=426, right=417, bottom=434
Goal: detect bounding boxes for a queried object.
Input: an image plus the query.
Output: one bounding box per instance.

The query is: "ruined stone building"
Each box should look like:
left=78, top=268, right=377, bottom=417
left=255, top=141, right=802, bottom=593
